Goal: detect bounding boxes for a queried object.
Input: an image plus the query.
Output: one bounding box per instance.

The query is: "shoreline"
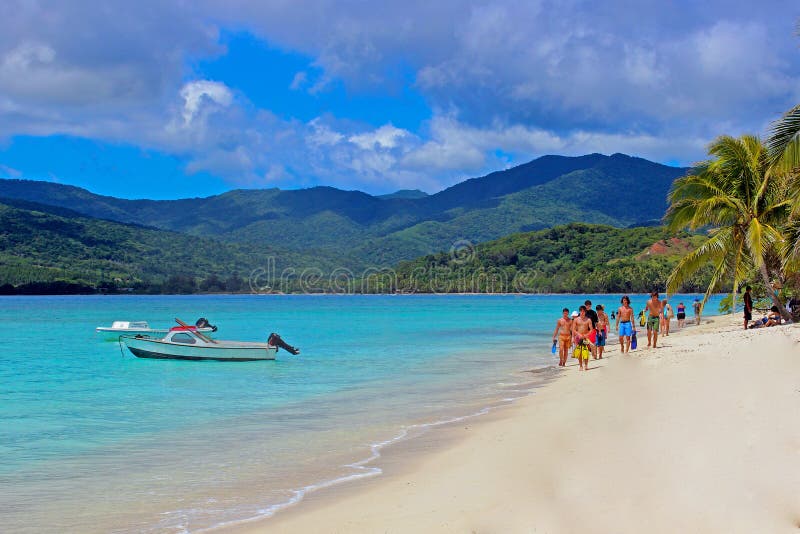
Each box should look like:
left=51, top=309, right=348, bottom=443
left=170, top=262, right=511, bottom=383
left=228, top=316, right=799, bottom=533
left=203, top=356, right=557, bottom=532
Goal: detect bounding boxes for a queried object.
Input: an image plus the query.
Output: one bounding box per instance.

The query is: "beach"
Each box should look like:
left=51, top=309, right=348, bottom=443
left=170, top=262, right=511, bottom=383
left=236, top=316, right=800, bottom=533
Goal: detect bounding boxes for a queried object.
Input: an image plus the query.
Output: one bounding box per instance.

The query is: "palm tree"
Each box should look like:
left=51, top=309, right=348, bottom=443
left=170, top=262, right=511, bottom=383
left=664, top=135, right=792, bottom=320
left=767, top=103, right=800, bottom=282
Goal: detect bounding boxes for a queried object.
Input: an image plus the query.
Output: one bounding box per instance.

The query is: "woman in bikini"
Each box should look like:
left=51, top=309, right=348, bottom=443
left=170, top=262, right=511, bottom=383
left=676, top=302, right=686, bottom=328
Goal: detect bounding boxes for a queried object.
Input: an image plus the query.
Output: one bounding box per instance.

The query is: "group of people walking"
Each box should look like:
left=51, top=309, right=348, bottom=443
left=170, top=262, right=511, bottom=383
left=552, top=294, right=702, bottom=371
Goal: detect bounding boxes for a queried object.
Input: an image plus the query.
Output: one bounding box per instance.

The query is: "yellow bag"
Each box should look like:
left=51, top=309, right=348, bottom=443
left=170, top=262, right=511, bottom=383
left=572, top=344, right=590, bottom=360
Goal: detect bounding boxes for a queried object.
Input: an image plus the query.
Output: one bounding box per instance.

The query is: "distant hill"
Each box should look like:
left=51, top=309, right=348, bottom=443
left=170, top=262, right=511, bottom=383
left=394, top=223, right=713, bottom=294
left=0, top=198, right=338, bottom=292
left=377, top=189, right=429, bottom=199
left=0, top=153, right=688, bottom=266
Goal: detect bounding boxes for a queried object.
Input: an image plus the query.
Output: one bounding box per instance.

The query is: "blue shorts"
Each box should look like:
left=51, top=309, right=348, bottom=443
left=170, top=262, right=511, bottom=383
left=619, top=321, right=633, bottom=337
left=596, top=330, right=607, bottom=346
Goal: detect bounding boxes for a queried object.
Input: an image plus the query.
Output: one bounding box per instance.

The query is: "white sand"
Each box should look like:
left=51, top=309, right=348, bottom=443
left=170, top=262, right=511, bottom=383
left=233, top=317, right=800, bottom=533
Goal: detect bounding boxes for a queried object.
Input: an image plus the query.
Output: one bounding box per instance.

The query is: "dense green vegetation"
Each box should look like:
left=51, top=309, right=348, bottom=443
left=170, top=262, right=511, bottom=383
left=0, top=199, right=342, bottom=293
left=0, top=153, right=687, bottom=266
left=393, top=224, right=713, bottom=294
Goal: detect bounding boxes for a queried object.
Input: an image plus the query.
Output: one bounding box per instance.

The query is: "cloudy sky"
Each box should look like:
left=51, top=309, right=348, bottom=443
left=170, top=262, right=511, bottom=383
left=0, top=1, right=798, bottom=198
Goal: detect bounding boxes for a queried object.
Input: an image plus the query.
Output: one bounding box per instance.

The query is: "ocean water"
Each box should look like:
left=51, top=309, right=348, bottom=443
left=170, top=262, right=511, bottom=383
left=0, top=294, right=723, bottom=532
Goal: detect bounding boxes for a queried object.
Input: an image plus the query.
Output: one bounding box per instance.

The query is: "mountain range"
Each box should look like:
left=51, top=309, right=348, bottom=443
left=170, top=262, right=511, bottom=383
left=0, top=153, right=688, bottom=270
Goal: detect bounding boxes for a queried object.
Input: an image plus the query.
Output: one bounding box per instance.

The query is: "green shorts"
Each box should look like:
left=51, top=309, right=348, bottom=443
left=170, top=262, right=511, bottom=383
left=647, top=316, right=660, bottom=332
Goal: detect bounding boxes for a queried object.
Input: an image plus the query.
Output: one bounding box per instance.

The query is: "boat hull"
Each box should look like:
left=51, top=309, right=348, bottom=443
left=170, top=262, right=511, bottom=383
left=122, top=336, right=277, bottom=361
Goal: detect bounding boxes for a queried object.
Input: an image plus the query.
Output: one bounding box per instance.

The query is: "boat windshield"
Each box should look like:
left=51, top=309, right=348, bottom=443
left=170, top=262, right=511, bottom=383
left=170, top=333, right=197, bottom=344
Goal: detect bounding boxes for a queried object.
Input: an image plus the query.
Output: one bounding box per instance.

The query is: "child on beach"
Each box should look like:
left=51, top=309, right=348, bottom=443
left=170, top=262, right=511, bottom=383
left=693, top=298, right=702, bottom=325
left=595, top=304, right=609, bottom=359
left=552, top=308, right=572, bottom=367
left=661, top=299, right=673, bottom=336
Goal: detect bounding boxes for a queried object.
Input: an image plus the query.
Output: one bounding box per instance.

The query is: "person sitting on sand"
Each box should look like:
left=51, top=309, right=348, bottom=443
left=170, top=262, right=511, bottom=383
left=552, top=308, right=572, bottom=367
left=676, top=302, right=686, bottom=328
left=749, top=307, right=782, bottom=329
left=596, top=304, right=609, bottom=359
left=615, top=295, right=635, bottom=354
left=645, top=292, right=662, bottom=348
left=571, top=305, right=595, bottom=371
left=766, top=306, right=782, bottom=326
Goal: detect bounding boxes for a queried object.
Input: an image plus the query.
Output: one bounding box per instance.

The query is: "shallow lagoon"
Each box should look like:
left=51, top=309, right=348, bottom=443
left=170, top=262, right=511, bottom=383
left=0, top=294, right=722, bottom=532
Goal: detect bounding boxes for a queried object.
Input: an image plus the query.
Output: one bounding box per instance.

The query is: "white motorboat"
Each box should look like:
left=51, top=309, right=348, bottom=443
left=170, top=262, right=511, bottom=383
left=96, top=319, right=216, bottom=339
left=121, top=323, right=299, bottom=362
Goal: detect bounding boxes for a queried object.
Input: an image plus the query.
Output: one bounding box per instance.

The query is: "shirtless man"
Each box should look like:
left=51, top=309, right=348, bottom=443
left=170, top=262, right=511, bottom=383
left=615, top=295, right=635, bottom=353
left=571, top=305, right=595, bottom=371
left=595, top=304, right=610, bottom=359
left=645, top=291, right=663, bottom=348
left=552, top=307, right=572, bottom=367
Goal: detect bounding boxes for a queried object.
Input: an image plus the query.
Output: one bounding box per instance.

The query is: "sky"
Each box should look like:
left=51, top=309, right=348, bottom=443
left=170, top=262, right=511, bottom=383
left=0, top=1, right=798, bottom=199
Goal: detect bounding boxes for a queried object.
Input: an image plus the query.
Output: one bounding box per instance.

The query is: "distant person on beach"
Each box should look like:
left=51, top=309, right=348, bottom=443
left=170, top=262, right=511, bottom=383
left=615, top=296, right=634, bottom=353
left=743, top=286, right=753, bottom=330
left=596, top=304, right=609, bottom=359
left=584, top=300, right=599, bottom=359
left=571, top=306, right=595, bottom=371
left=661, top=299, right=673, bottom=336
left=645, top=292, right=662, bottom=348
left=552, top=308, right=572, bottom=367
left=693, top=298, right=702, bottom=325
left=676, top=302, right=686, bottom=328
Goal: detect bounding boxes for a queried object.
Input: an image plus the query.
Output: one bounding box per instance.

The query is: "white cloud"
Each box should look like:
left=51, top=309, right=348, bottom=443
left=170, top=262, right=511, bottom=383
left=348, top=124, right=409, bottom=150
left=179, top=80, right=233, bottom=125
left=0, top=0, right=798, bottom=194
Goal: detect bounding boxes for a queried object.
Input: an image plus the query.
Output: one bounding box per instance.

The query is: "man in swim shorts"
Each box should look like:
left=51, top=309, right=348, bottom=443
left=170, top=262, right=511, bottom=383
left=571, top=305, right=595, bottom=371
left=743, top=285, right=753, bottom=330
left=645, top=291, right=662, bottom=348
left=615, top=295, right=634, bottom=353
left=552, top=307, right=572, bottom=367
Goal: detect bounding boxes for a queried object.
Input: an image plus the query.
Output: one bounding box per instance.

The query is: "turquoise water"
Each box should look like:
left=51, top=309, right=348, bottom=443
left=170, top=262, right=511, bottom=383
left=0, top=294, right=722, bottom=532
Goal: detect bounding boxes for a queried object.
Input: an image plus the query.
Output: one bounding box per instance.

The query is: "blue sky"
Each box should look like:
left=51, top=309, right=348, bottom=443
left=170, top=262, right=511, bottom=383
left=0, top=1, right=798, bottom=199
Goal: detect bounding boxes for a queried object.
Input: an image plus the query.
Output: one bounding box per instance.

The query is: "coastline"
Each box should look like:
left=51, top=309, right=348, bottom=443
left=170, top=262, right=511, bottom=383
left=229, top=316, right=799, bottom=533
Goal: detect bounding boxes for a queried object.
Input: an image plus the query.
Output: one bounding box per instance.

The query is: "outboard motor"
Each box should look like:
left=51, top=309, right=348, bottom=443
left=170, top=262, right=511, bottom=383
left=268, top=332, right=300, bottom=355
left=195, top=317, right=218, bottom=332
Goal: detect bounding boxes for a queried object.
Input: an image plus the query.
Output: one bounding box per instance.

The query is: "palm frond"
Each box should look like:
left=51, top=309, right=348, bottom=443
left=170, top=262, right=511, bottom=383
left=781, top=218, right=800, bottom=272
left=767, top=104, right=800, bottom=169
left=666, top=229, right=731, bottom=293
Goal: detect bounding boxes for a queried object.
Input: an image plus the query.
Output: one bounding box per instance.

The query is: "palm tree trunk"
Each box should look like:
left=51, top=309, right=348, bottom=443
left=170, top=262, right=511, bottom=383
left=731, top=278, right=737, bottom=316
left=757, top=262, right=792, bottom=321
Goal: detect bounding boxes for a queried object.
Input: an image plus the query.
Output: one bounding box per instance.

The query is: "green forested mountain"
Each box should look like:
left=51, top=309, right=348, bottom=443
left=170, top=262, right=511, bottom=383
left=0, top=197, right=710, bottom=294
left=0, top=198, right=340, bottom=292
left=0, top=153, right=687, bottom=265
left=394, top=224, right=713, bottom=294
